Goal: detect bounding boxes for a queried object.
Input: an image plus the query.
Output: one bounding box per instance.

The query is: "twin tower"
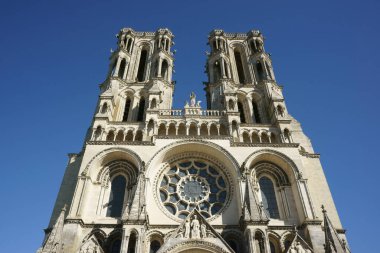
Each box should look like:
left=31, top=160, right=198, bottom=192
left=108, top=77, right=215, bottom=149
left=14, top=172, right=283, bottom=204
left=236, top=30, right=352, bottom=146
left=38, top=28, right=350, bottom=253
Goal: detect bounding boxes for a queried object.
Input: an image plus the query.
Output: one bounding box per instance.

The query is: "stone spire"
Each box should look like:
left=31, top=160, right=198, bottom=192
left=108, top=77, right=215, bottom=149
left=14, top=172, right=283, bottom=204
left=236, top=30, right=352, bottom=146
left=40, top=205, right=66, bottom=253
left=322, top=205, right=350, bottom=253
left=242, top=177, right=269, bottom=222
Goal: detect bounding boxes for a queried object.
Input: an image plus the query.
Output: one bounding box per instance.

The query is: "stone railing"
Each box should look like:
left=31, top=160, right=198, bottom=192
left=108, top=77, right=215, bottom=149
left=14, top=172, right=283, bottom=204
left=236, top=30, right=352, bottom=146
left=159, top=109, right=183, bottom=116
left=158, top=109, right=226, bottom=117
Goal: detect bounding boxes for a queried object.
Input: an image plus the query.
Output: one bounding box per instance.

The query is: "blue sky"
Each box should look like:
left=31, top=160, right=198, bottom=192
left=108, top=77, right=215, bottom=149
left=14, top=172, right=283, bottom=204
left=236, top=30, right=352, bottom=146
left=0, top=0, right=378, bottom=252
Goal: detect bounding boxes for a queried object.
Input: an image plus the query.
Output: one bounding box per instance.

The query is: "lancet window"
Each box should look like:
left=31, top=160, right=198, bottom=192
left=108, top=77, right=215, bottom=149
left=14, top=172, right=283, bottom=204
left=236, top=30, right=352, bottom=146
left=137, top=49, right=148, bottom=82
left=106, top=175, right=127, bottom=217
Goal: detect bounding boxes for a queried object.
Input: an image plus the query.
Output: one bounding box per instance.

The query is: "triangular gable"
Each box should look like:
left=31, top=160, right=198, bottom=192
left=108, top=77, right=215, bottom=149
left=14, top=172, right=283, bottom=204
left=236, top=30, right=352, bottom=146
left=41, top=205, right=66, bottom=253
left=157, top=209, right=234, bottom=253
left=285, top=231, right=314, bottom=253
left=322, top=206, right=350, bottom=253
left=77, top=234, right=105, bottom=253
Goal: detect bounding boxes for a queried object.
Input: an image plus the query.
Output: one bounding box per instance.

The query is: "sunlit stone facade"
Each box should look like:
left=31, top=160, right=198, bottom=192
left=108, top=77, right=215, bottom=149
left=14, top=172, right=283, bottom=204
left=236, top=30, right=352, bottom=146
left=38, top=28, right=349, bottom=253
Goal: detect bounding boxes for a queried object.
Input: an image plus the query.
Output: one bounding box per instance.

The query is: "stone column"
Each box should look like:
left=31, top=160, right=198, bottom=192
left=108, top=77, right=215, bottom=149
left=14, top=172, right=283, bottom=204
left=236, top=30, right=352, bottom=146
left=113, top=56, right=122, bottom=77
left=157, top=58, right=163, bottom=77
left=221, top=58, right=227, bottom=78
left=120, top=229, right=130, bottom=253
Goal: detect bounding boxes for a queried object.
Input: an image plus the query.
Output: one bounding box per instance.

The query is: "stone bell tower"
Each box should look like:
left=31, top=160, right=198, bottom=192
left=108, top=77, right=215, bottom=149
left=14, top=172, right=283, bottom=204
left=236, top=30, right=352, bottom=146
left=38, top=28, right=349, bottom=253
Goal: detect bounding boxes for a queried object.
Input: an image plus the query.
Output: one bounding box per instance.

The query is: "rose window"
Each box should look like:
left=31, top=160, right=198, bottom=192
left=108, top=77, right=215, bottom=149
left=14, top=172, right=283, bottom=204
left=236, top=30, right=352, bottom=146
left=158, top=159, right=229, bottom=220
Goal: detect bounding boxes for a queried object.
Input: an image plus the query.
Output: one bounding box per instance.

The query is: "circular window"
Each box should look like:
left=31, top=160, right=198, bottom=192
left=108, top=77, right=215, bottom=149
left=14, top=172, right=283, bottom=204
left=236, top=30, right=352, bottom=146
left=158, top=159, right=230, bottom=220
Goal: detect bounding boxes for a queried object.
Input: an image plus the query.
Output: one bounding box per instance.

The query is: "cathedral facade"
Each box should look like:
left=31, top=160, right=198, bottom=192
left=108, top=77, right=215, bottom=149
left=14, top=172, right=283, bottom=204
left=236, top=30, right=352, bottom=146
left=38, top=28, right=350, bottom=253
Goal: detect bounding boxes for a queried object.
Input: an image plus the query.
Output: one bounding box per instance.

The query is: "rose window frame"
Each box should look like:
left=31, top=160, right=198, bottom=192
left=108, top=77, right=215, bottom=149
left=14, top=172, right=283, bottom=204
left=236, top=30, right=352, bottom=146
left=156, top=157, right=232, bottom=221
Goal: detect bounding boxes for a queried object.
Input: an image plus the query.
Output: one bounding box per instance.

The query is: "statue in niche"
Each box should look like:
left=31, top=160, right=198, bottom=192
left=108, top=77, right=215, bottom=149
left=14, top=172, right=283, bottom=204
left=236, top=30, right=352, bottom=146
left=201, top=223, right=207, bottom=238
left=256, top=39, right=264, bottom=52
left=190, top=92, right=196, bottom=107
left=295, top=242, right=306, bottom=253
left=184, top=219, right=191, bottom=238
left=289, top=244, right=297, bottom=253
left=191, top=215, right=200, bottom=239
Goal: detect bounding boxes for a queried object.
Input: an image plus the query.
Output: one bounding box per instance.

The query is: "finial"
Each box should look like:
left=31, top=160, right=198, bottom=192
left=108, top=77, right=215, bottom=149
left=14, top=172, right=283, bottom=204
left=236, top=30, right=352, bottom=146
left=62, top=204, right=67, bottom=212
left=321, top=205, right=326, bottom=213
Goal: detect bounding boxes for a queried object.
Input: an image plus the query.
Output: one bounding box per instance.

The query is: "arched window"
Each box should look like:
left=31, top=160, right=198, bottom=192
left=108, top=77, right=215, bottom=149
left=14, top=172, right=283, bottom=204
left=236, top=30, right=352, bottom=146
left=137, top=97, right=145, bottom=122
left=111, top=239, right=121, bottom=253
left=135, top=130, right=143, bottom=141
left=147, top=120, right=154, bottom=139
left=161, top=60, right=168, bottom=80
left=123, top=98, right=131, bottom=122
left=106, top=175, right=126, bottom=217
left=261, top=133, right=270, bottom=143
left=234, top=49, right=245, bottom=83
left=118, top=59, right=126, bottom=79
left=200, top=124, right=208, bottom=136
left=168, top=123, right=176, bottom=136
left=126, top=38, right=133, bottom=53
left=137, top=49, right=148, bottom=82
left=237, top=101, right=246, bottom=123
left=243, top=132, right=250, bottom=143
left=100, top=103, right=108, bottom=114
left=115, top=130, right=124, bottom=142
left=106, top=131, right=115, bottom=141
left=256, top=61, right=265, bottom=81
left=228, top=99, right=235, bottom=110
left=127, top=233, right=137, bottom=253
left=252, top=100, right=262, bottom=123
left=150, top=240, right=161, bottom=253
left=178, top=123, right=186, bottom=135
left=284, top=129, right=291, bottom=143
left=150, top=98, right=157, bottom=109
left=94, top=126, right=102, bottom=141
left=213, top=61, right=221, bottom=82
left=125, top=130, right=133, bottom=141
left=210, top=124, right=218, bottom=135
left=254, top=232, right=265, bottom=253
left=189, top=123, right=197, bottom=136
left=270, top=241, right=276, bottom=253
left=277, top=105, right=284, bottom=117
left=158, top=123, right=166, bottom=135
left=259, top=177, right=280, bottom=219
left=252, top=132, right=260, bottom=143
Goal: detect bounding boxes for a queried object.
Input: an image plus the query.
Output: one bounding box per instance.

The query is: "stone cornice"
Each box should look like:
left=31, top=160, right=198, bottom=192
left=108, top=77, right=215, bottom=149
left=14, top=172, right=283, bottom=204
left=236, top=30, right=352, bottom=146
left=231, top=142, right=299, bottom=148
left=86, top=141, right=155, bottom=146
left=299, top=150, right=320, bottom=158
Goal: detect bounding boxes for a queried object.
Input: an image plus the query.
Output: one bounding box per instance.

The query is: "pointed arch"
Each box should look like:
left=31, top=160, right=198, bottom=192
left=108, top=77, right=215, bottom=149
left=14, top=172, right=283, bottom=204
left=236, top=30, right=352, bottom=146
left=137, top=97, right=145, bottom=122
left=137, top=48, right=148, bottom=82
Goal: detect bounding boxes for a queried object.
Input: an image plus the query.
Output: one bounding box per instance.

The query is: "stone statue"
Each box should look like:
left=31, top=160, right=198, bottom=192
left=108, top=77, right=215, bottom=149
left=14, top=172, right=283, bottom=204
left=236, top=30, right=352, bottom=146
left=191, top=215, right=200, bottom=239
left=190, top=92, right=196, bottom=107
left=256, top=39, right=264, bottom=52
left=184, top=219, right=191, bottom=238
left=296, top=242, right=306, bottom=253
left=289, top=244, right=297, bottom=253
left=201, top=223, right=207, bottom=238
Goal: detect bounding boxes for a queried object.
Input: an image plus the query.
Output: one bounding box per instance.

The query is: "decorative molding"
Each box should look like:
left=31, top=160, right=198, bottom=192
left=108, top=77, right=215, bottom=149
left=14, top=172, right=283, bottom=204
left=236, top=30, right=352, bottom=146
left=86, top=141, right=155, bottom=146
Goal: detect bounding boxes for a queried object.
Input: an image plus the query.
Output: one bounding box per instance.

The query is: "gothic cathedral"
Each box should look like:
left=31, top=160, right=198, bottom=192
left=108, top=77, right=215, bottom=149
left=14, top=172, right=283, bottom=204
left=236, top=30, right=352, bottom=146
left=38, top=28, right=350, bottom=253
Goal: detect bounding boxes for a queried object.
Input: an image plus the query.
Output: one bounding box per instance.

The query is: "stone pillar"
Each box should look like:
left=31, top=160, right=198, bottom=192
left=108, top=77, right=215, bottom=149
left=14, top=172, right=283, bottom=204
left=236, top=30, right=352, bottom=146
left=113, top=56, right=122, bottom=77
left=221, top=58, right=227, bottom=78
left=120, top=229, right=130, bottom=253
left=157, top=58, right=163, bottom=77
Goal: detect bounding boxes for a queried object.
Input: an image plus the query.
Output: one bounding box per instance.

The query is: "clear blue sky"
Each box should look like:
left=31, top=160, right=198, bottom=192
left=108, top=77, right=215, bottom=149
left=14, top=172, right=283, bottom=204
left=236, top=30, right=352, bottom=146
left=0, top=0, right=378, bottom=252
